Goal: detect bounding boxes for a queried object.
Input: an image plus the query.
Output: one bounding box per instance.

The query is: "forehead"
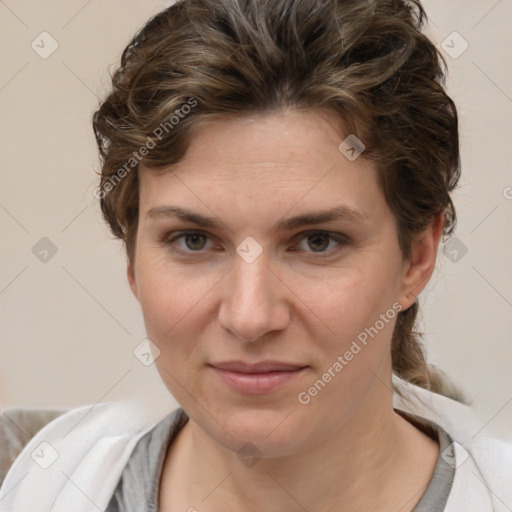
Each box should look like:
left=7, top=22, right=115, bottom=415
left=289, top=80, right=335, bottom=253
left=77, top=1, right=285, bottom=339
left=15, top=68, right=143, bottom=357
left=137, top=109, right=384, bottom=223
left=169, top=109, right=355, bottom=173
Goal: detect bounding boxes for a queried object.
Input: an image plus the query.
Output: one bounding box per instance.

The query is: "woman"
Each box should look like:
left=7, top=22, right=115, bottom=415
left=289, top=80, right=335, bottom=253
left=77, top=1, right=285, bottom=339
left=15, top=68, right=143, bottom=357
left=1, top=0, right=510, bottom=510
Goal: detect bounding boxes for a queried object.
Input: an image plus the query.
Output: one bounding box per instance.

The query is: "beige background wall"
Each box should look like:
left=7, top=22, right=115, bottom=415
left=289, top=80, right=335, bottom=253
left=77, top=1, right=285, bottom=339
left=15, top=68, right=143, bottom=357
left=1, top=1, right=511, bottom=440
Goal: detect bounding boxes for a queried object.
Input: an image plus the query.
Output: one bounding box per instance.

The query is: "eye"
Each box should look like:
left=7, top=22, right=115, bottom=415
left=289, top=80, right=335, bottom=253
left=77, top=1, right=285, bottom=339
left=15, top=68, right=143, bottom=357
left=162, top=230, right=214, bottom=253
left=160, top=229, right=348, bottom=257
left=291, top=231, right=348, bottom=256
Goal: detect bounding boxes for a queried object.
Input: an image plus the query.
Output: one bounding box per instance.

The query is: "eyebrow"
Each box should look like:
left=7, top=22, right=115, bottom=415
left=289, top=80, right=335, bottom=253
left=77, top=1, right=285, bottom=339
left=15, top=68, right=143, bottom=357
left=145, top=204, right=369, bottom=232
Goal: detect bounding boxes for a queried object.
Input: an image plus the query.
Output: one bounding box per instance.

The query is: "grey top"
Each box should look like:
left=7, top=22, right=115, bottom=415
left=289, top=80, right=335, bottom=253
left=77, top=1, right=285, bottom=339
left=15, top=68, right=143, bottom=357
left=106, top=407, right=455, bottom=512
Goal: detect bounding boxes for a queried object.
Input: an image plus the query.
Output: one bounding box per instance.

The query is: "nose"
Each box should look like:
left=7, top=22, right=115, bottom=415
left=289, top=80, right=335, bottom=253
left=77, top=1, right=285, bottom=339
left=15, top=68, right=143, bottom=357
left=217, top=253, right=290, bottom=343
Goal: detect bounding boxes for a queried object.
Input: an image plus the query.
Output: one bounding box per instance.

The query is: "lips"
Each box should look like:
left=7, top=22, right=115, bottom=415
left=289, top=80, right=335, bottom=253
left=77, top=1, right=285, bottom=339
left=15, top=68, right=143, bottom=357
left=209, top=360, right=307, bottom=373
left=208, top=361, right=308, bottom=394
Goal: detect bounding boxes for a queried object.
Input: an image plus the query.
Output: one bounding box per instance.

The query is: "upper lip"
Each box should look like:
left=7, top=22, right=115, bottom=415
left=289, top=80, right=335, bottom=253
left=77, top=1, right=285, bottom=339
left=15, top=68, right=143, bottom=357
left=209, top=360, right=307, bottom=373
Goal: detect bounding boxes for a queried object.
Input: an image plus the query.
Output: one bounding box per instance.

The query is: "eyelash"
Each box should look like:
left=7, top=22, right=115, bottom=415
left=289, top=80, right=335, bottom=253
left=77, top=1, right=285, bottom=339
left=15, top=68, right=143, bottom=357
left=160, top=230, right=349, bottom=258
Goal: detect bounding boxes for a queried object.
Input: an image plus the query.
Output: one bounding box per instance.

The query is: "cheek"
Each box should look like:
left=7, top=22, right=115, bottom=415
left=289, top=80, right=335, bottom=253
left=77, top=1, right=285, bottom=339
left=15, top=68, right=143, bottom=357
left=303, top=258, right=402, bottom=382
left=135, top=264, right=214, bottom=401
left=135, top=260, right=204, bottom=347
left=134, top=252, right=229, bottom=371
left=295, top=270, right=400, bottom=413
left=316, top=265, right=399, bottom=335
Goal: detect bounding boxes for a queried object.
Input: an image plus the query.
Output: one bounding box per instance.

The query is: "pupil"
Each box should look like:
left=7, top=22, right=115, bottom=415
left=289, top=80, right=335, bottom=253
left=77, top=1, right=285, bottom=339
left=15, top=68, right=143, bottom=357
left=309, top=234, right=328, bottom=252
left=186, top=233, right=205, bottom=250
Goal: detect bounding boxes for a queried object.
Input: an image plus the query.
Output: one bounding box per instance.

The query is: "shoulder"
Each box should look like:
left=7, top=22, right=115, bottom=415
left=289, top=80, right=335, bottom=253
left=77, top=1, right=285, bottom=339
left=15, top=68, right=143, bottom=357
left=0, top=400, right=179, bottom=511
left=393, top=375, right=512, bottom=511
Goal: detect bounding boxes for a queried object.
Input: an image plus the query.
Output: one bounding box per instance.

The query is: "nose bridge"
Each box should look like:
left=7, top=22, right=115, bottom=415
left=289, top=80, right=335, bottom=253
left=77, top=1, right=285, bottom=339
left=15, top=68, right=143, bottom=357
left=218, top=251, right=288, bottom=342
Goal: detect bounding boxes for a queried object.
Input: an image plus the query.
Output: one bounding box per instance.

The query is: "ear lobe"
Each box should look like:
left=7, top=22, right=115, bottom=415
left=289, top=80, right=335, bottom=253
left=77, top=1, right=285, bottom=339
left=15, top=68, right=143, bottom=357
left=127, top=261, right=139, bottom=301
left=398, top=213, right=444, bottom=311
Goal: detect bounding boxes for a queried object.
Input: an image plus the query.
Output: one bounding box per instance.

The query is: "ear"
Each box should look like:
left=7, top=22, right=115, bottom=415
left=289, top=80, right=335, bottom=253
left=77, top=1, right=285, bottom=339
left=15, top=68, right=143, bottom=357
left=127, top=260, right=139, bottom=302
left=398, top=212, right=444, bottom=311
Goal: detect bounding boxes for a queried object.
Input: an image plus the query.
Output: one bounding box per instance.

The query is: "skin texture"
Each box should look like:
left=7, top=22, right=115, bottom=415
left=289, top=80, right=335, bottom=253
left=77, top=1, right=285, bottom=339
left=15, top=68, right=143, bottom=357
left=128, top=108, right=443, bottom=511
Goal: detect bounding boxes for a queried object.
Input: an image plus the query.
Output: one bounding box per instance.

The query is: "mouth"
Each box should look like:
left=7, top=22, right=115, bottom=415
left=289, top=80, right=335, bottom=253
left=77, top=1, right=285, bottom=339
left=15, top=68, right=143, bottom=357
left=208, top=361, right=309, bottom=394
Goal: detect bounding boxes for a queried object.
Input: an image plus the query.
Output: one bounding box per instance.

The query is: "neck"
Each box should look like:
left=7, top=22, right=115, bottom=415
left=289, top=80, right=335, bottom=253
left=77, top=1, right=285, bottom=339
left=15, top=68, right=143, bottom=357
left=161, top=374, right=439, bottom=512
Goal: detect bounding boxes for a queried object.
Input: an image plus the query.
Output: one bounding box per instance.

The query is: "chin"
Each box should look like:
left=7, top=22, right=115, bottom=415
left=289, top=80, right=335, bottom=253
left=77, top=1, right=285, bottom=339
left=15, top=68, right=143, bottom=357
left=210, top=404, right=307, bottom=455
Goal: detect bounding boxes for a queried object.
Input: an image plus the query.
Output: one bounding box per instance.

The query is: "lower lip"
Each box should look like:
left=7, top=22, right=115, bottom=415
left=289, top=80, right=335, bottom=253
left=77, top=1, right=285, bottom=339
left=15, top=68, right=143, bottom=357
left=210, top=366, right=307, bottom=395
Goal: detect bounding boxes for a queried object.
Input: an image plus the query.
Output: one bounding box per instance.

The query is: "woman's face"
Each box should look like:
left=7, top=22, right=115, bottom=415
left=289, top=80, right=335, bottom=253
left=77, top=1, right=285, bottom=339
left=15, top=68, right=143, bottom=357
left=128, top=108, right=424, bottom=457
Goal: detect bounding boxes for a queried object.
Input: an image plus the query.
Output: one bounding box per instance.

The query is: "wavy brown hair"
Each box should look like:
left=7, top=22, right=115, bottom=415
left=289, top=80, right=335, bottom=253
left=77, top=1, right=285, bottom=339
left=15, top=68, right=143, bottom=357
left=92, top=0, right=465, bottom=402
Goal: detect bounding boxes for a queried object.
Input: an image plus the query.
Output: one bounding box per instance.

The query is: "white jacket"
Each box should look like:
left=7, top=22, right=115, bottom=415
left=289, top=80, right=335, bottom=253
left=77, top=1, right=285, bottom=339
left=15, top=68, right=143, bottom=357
left=0, top=376, right=511, bottom=512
